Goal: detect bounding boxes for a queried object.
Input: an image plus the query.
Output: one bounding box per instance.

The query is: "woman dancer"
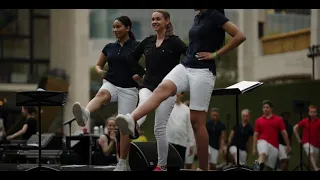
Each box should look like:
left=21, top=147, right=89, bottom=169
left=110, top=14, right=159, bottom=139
left=72, top=16, right=146, bottom=164
left=116, top=9, right=246, bottom=171
left=114, top=9, right=188, bottom=171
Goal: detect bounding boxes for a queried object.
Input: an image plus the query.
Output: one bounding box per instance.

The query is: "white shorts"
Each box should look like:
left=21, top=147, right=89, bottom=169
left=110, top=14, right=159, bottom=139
left=185, top=146, right=197, bottom=164
left=229, top=146, right=248, bottom=164
left=278, top=144, right=290, bottom=160
left=163, top=64, right=215, bottom=112
left=99, top=80, right=138, bottom=115
left=303, top=143, right=319, bottom=162
left=208, top=146, right=219, bottom=164
left=257, top=140, right=279, bottom=169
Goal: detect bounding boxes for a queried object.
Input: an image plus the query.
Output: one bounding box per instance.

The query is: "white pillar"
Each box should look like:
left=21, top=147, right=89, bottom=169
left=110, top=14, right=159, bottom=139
left=50, top=9, right=90, bottom=135
left=311, top=9, right=320, bottom=80
left=237, top=9, right=262, bottom=81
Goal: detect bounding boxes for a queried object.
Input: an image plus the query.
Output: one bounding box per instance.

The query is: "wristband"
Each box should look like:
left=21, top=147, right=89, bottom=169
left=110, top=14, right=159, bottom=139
left=212, top=52, right=217, bottom=59
left=100, top=70, right=107, bottom=77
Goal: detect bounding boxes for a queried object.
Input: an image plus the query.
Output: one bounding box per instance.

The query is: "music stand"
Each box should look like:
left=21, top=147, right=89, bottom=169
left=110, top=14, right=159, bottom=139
left=63, top=118, right=75, bottom=155
left=211, top=81, right=263, bottom=171
left=16, top=91, right=68, bottom=171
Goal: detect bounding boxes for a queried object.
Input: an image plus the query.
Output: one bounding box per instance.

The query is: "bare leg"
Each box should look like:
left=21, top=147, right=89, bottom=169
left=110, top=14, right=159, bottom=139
left=185, top=164, right=193, bottom=169
left=209, top=163, right=216, bottom=170
left=190, top=110, right=209, bottom=171
left=73, top=90, right=111, bottom=127
left=131, top=80, right=177, bottom=121
left=86, top=90, right=111, bottom=112
left=309, top=152, right=319, bottom=171
left=280, top=159, right=289, bottom=171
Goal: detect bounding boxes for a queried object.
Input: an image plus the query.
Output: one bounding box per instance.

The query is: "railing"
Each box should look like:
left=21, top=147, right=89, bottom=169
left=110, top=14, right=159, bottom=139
left=264, top=10, right=311, bottom=36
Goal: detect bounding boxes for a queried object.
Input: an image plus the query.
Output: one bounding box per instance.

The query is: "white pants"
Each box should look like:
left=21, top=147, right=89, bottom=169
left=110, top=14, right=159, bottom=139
left=208, top=146, right=219, bottom=164
left=164, top=64, right=215, bottom=112
left=229, top=146, right=248, bottom=164
left=278, top=144, right=290, bottom=160
left=303, top=143, right=319, bottom=163
left=99, top=80, right=138, bottom=115
left=185, top=146, right=197, bottom=164
left=137, top=88, right=176, bottom=166
left=257, top=140, right=279, bottom=169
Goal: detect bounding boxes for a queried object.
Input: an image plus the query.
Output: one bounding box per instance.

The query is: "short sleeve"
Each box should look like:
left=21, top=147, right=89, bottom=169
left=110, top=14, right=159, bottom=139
left=221, top=123, right=226, bottom=131
left=211, top=11, right=229, bottom=28
left=254, top=119, right=260, bottom=133
left=171, top=35, right=188, bottom=55
left=102, top=43, right=111, bottom=56
left=232, top=125, right=237, bottom=131
left=297, top=119, right=306, bottom=128
left=279, top=117, right=286, bottom=131
left=248, top=125, right=254, bottom=136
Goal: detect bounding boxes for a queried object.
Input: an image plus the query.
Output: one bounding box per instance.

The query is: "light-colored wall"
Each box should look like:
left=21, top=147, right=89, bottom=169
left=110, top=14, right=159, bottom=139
left=238, top=9, right=318, bottom=81
left=253, top=49, right=311, bottom=80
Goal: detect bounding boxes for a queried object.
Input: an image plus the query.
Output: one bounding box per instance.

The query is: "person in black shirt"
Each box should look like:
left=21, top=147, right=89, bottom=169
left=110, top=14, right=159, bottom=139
left=206, top=108, right=226, bottom=170
left=72, top=16, right=144, bottom=130
left=95, top=117, right=120, bottom=165
left=228, top=109, right=253, bottom=165
left=6, top=106, right=37, bottom=141
left=278, top=112, right=293, bottom=171
left=115, top=9, right=246, bottom=171
left=115, top=10, right=187, bottom=171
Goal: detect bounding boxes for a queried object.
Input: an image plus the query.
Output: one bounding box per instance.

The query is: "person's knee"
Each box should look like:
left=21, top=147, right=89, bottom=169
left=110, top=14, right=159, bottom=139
left=96, top=90, right=111, bottom=103
left=190, top=111, right=206, bottom=132
left=154, top=124, right=166, bottom=138
left=154, top=80, right=177, bottom=99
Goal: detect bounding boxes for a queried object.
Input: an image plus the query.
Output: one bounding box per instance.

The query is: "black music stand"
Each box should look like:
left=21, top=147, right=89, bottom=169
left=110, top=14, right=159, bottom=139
left=16, top=91, right=68, bottom=171
left=292, top=100, right=310, bottom=171
left=63, top=118, right=75, bottom=154
left=211, top=81, right=263, bottom=171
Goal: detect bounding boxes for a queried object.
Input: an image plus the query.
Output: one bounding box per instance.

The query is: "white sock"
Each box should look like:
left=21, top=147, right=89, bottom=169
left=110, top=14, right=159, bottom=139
left=119, top=159, right=126, bottom=165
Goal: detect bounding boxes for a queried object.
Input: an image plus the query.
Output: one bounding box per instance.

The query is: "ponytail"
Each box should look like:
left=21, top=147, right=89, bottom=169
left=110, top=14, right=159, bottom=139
left=165, top=22, right=174, bottom=39
left=128, top=30, right=136, bottom=40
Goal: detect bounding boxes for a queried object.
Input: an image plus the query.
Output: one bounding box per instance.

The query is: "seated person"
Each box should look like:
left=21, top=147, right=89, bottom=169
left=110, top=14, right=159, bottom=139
left=94, top=117, right=120, bottom=165
left=6, top=106, right=37, bottom=141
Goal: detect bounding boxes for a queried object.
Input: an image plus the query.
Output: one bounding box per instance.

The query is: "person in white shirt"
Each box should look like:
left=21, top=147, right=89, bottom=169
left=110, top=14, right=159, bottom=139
left=166, top=93, right=195, bottom=164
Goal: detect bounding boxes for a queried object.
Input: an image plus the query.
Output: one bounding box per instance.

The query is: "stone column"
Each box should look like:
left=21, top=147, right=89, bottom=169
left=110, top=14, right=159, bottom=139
left=50, top=9, right=90, bottom=135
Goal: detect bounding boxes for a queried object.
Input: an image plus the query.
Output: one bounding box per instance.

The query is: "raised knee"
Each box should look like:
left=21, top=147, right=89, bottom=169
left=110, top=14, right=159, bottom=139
left=155, top=81, right=176, bottom=97
left=96, top=90, right=109, bottom=100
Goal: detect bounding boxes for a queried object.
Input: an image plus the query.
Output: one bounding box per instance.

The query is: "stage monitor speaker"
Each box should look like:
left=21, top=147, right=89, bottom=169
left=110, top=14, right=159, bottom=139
left=223, top=165, right=253, bottom=171
left=129, top=142, right=184, bottom=171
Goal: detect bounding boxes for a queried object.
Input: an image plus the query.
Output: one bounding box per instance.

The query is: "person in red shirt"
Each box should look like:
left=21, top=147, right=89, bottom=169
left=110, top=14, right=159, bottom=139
left=252, top=100, right=291, bottom=171
left=293, top=105, right=320, bottom=171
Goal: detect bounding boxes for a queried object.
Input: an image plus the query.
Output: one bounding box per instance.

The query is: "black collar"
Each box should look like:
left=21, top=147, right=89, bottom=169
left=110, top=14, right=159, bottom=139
left=115, top=38, right=133, bottom=46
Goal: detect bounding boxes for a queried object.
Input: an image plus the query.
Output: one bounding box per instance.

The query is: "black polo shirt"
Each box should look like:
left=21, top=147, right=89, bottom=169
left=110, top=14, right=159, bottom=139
left=206, top=120, right=225, bottom=149
left=127, top=35, right=187, bottom=91
left=181, top=9, right=229, bottom=75
left=278, top=122, right=293, bottom=146
left=230, top=123, right=254, bottom=151
left=102, top=39, right=145, bottom=88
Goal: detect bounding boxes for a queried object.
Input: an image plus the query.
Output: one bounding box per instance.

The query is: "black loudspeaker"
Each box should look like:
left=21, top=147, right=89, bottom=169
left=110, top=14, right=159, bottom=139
left=223, top=165, right=253, bottom=171
left=129, top=142, right=184, bottom=171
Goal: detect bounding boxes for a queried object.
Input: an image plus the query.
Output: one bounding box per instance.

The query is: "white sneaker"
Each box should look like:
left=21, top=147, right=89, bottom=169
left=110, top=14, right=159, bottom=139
left=113, top=163, right=128, bottom=171
left=196, top=168, right=203, bottom=171
left=72, top=102, right=90, bottom=127
left=115, top=114, right=135, bottom=137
